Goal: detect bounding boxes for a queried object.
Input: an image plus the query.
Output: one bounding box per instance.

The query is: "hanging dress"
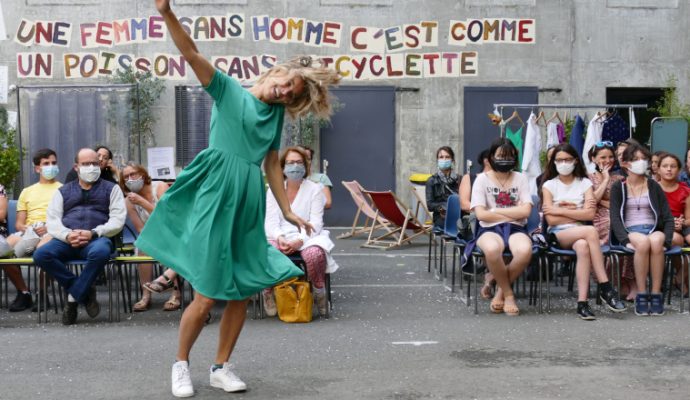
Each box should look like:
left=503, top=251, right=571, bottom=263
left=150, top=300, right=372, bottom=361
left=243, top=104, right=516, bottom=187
left=135, top=71, right=304, bottom=300
left=505, top=125, right=524, bottom=171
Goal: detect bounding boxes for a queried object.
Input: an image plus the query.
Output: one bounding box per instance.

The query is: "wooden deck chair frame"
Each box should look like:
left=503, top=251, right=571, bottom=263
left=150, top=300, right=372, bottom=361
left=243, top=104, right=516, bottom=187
left=361, top=190, right=431, bottom=250
left=338, top=180, right=392, bottom=239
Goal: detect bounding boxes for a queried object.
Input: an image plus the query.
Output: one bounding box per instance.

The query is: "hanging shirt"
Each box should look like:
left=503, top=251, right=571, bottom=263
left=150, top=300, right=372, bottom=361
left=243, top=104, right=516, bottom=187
left=546, top=121, right=560, bottom=148
left=557, top=122, right=565, bottom=143
left=583, top=115, right=604, bottom=174
left=505, top=125, right=524, bottom=171
left=569, top=115, right=585, bottom=156
left=521, top=112, right=542, bottom=197
left=602, top=114, right=629, bottom=146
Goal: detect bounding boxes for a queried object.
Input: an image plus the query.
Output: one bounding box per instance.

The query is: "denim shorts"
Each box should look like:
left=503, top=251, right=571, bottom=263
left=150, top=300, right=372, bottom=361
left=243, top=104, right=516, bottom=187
left=626, top=224, right=655, bottom=235
left=547, top=223, right=581, bottom=235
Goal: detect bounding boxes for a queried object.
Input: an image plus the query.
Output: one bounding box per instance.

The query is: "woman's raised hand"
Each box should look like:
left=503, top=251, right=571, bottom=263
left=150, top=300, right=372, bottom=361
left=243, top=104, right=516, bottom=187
left=155, top=0, right=171, bottom=14
left=284, top=211, right=314, bottom=236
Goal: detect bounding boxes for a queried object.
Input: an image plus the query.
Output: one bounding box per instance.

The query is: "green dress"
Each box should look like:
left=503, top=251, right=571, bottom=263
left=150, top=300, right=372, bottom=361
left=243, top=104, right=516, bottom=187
left=135, top=70, right=303, bottom=300
left=505, top=125, right=524, bottom=171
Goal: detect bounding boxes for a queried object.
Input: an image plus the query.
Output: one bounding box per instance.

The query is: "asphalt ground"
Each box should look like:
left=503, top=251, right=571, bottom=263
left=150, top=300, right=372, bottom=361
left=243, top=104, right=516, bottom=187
left=2, top=228, right=690, bottom=400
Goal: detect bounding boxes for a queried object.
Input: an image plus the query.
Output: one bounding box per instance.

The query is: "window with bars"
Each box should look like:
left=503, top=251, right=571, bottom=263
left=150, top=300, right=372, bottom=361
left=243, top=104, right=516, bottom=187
left=174, top=86, right=212, bottom=167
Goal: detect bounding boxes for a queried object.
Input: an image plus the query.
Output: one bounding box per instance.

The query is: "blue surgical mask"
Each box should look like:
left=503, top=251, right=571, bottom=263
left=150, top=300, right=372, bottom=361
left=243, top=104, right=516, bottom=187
left=40, top=165, right=59, bottom=180
left=283, top=164, right=306, bottom=181
left=438, top=159, right=453, bottom=170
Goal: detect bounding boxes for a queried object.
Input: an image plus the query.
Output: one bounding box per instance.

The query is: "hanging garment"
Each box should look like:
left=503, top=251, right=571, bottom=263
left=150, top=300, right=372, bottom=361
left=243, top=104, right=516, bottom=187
left=630, top=108, right=637, bottom=134
left=505, top=125, right=524, bottom=171
left=546, top=122, right=560, bottom=148
left=570, top=115, right=585, bottom=156
left=522, top=112, right=542, bottom=197
left=582, top=114, right=604, bottom=174
left=557, top=122, right=565, bottom=143
left=602, top=113, right=629, bottom=145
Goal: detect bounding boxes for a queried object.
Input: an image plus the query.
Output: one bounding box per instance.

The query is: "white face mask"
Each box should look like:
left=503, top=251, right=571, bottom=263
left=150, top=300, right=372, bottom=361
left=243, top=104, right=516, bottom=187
left=125, top=178, right=144, bottom=193
left=556, top=162, right=575, bottom=176
left=78, top=165, right=101, bottom=183
left=629, top=160, right=649, bottom=176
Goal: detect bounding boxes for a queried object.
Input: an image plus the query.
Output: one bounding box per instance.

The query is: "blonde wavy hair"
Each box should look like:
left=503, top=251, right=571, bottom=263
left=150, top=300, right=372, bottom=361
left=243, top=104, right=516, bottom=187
left=256, top=56, right=340, bottom=120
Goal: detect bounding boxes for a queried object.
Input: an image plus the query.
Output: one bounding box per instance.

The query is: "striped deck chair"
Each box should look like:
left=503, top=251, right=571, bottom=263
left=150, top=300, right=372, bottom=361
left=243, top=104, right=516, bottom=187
left=361, top=190, right=431, bottom=250
left=338, top=180, right=392, bottom=239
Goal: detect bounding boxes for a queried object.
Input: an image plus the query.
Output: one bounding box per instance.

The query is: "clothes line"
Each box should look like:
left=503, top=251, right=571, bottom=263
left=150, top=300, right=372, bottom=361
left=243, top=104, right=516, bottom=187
left=493, top=103, right=648, bottom=109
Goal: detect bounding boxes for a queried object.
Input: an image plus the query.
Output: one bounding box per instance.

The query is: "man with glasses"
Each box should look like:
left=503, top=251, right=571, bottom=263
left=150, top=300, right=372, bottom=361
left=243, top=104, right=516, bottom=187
left=33, top=148, right=126, bottom=325
left=65, top=145, right=119, bottom=184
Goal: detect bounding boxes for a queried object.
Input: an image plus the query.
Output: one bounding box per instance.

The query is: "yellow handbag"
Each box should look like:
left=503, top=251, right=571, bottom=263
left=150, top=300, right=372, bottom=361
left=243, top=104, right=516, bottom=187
left=274, top=278, right=313, bottom=323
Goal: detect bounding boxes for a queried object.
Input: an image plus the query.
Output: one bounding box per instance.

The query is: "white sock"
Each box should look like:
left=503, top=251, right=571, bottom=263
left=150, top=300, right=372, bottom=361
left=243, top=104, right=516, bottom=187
left=67, top=294, right=76, bottom=303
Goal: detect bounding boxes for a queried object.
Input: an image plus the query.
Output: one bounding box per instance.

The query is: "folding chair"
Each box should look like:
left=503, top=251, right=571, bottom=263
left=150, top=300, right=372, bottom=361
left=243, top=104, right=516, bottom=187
left=361, top=191, right=431, bottom=250
left=438, top=194, right=461, bottom=280
left=410, top=185, right=442, bottom=273
left=338, top=181, right=392, bottom=239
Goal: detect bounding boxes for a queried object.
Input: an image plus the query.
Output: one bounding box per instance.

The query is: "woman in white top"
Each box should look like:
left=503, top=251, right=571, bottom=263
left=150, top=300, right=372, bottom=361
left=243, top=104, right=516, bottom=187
left=469, top=138, right=533, bottom=316
left=119, top=163, right=174, bottom=312
left=264, top=146, right=338, bottom=317
left=541, top=143, right=625, bottom=320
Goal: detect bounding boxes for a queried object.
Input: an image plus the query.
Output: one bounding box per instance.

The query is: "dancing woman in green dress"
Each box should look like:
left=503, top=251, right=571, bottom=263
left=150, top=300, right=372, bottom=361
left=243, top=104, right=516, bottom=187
left=140, top=1, right=340, bottom=397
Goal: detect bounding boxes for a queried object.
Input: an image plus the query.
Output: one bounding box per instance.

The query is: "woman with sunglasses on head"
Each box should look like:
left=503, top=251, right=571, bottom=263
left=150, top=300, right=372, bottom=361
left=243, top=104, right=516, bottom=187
left=656, top=152, right=690, bottom=296
left=468, top=138, right=532, bottom=316
left=610, top=142, right=674, bottom=316
left=542, top=143, right=625, bottom=320
left=588, top=141, right=636, bottom=301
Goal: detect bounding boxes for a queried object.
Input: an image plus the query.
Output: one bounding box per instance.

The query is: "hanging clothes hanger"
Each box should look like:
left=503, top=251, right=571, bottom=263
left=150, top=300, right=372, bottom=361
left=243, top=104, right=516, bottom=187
left=535, top=110, right=547, bottom=127
left=546, top=110, right=563, bottom=125
left=503, top=109, right=525, bottom=129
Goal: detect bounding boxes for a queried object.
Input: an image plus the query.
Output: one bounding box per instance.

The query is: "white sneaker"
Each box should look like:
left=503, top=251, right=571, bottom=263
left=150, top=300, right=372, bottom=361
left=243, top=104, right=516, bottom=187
left=171, top=361, right=194, bottom=398
left=262, top=289, right=277, bottom=317
left=210, top=363, right=247, bottom=392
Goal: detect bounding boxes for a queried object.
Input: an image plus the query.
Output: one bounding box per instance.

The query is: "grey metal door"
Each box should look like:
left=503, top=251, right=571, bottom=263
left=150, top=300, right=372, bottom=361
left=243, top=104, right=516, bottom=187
left=463, top=87, right=538, bottom=173
left=320, top=86, right=396, bottom=226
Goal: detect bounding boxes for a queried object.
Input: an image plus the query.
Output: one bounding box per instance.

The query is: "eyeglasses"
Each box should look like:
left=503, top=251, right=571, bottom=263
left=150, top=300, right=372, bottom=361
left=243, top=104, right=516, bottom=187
left=285, top=160, right=304, bottom=165
left=595, top=141, right=614, bottom=148
left=79, top=162, right=100, bottom=167
left=123, top=172, right=141, bottom=180
left=554, top=157, right=575, bottom=164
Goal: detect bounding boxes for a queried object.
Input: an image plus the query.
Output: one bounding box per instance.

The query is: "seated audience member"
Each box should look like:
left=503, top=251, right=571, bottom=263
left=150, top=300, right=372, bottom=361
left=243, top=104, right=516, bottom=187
left=680, top=148, right=690, bottom=188
left=650, top=151, right=664, bottom=182
left=4, top=149, right=63, bottom=312
left=301, top=145, right=333, bottom=209
left=610, top=142, right=674, bottom=316
left=65, top=145, right=119, bottom=184
left=118, top=162, right=178, bottom=312
left=426, top=146, right=460, bottom=229
left=535, top=145, right=557, bottom=192
left=33, top=148, right=126, bottom=325
left=656, top=152, right=690, bottom=295
left=459, top=149, right=495, bottom=299
left=589, top=142, right=636, bottom=300
left=263, top=146, right=338, bottom=317
left=0, top=184, right=9, bottom=253
left=541, top=143, right=625, bottom=320
left=467, top=138, right=533, bottom=316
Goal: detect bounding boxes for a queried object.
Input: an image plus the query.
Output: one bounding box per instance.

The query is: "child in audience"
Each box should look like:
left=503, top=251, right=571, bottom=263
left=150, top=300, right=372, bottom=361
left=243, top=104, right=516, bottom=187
left=610, top=142, right=674, bottom=316
left=542, top=143, right=625, bottom=320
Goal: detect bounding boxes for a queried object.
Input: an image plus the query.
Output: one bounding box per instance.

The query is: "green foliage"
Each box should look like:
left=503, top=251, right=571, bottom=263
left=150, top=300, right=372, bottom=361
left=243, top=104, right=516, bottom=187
left=651, top=76, right=690, bottom=124
left=0, top=107, right=25, bottom=192
left=110, top=68, right=166, bottom=149
left=284, top=99, right=343, bottom=147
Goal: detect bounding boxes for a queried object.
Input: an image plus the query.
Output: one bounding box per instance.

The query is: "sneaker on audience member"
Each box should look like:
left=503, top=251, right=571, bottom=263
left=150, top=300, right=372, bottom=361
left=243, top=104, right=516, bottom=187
left=210, top=363, right=247, bottom=393
left=576, top=302, right=596, bottom=321
left=172, top=361, right=194, bottom=398
left=9, top=292, right=33, bottom=312
left=649, top=293, right=665, bottom=316
left=599, top=288, right=626, bottom=312
left=84, top=287, right=100, bottom=318
left=262, top=289, right=277, bottom=317
left=634, top=293, right=650, bottom=316
left=62, top=302, right=78, bottom=325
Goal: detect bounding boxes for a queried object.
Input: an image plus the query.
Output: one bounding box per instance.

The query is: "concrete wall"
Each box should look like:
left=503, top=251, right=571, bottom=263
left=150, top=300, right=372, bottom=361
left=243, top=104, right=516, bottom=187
left=1, top=0, right=689, bottom=195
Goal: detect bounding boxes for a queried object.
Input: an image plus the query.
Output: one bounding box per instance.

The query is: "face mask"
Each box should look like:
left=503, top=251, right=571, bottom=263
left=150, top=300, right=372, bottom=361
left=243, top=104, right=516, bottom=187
left=629, top=160, right=649, bottom=176
left=491, top=159, right=515, bottom=173
left=283, top=164, right=306, bottom=181
left=125, top=178, right=144, bottom=193
left=437, top=159, right=453, bottom=170
left=556, top=162, right=575, bottom=176
left=40, top=165, right=59, bottom=180
left=78, top=165, right=101, bottom=183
